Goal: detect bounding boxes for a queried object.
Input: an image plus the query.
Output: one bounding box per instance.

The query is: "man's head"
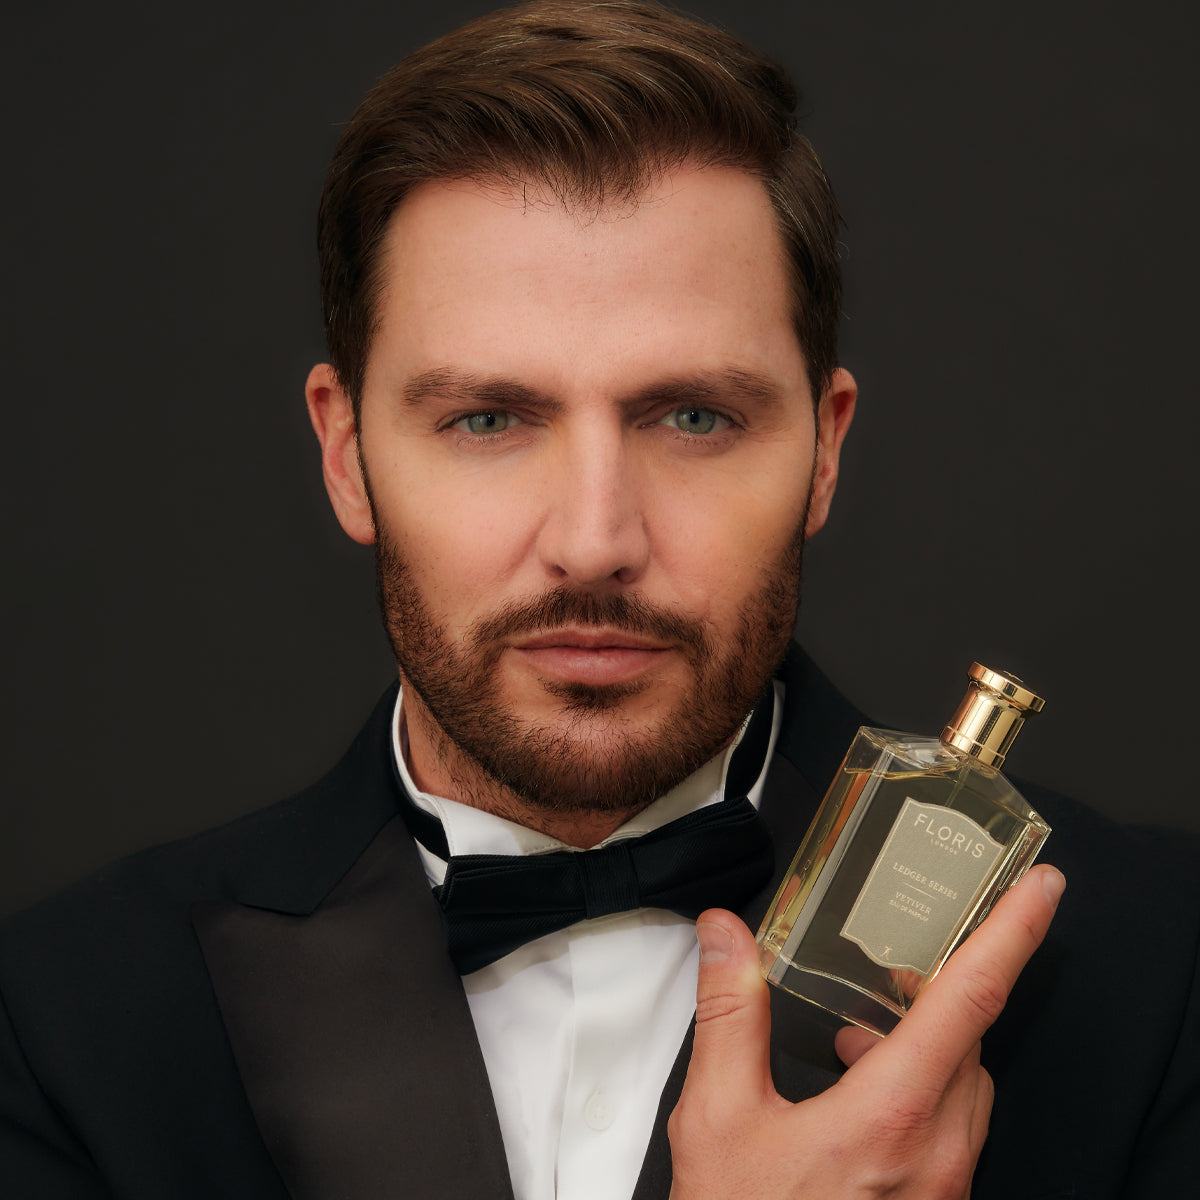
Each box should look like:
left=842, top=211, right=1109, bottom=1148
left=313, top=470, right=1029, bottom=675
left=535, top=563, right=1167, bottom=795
left=307, top=2, right=856, bottom=841
left=317, top=0, right=844, bottom=413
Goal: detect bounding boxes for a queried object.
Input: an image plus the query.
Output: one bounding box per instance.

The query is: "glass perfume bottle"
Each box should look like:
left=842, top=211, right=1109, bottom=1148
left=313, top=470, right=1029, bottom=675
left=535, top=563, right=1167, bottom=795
left=757, top=663, right=1050, bottom=1035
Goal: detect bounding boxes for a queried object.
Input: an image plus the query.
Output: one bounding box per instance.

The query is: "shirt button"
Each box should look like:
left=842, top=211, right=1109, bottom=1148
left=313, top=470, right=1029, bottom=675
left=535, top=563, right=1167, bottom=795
left=584, top=1089, right=615, bottom=1131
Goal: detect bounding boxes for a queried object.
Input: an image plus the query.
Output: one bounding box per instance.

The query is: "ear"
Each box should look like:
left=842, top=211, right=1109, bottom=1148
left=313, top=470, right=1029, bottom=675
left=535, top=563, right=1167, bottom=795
left=805, top=366, right=857, bottom=539
left=305, top=363, right=376, bottom=545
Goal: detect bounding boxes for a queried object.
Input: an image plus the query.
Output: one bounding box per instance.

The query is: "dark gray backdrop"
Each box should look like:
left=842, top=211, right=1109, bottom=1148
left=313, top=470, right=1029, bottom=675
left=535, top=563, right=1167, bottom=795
left=5, top=0, right=1197, bottom=917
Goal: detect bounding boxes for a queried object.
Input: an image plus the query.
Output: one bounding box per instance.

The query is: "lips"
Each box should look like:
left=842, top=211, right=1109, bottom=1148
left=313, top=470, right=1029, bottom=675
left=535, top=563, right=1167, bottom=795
left=510, top=628, right=672, bottom=686
left=513, top=628, right=669, bottom=652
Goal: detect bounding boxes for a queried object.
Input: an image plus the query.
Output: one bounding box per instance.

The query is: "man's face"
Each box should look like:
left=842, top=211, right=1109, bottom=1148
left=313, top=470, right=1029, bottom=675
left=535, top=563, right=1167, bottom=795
left=309, top=165, right=854, bottom=822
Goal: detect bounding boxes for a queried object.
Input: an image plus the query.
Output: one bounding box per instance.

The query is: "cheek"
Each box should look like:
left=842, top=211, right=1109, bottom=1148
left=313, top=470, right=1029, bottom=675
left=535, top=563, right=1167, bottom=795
left=646, top=471, right=810, bottom=610
left=377, top=471, right=538, bottom=612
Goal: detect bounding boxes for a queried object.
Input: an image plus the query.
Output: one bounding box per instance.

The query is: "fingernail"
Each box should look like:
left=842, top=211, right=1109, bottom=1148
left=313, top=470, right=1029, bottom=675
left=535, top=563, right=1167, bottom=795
left=1040, top=866, right=1066, bottom=910
left=697, top=921, right=734, bottom=964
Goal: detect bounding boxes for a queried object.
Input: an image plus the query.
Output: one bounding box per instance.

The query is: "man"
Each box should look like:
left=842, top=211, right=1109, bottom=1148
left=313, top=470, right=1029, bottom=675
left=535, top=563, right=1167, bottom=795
left=1, top=3, right=1195, bottom=1198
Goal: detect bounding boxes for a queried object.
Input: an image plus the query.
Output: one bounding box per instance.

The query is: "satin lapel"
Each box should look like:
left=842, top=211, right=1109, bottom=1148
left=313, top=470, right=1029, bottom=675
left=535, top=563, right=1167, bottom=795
left=193, top=816, right=513, bottom=1200
left=632, top=751, right=844, bottom=1200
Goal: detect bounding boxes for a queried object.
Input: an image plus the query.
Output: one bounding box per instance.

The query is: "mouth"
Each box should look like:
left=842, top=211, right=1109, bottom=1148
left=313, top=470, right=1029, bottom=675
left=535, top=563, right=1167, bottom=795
left=510, top=627, right=672, bottom=686
left=514, top=627, right=670, bottom=652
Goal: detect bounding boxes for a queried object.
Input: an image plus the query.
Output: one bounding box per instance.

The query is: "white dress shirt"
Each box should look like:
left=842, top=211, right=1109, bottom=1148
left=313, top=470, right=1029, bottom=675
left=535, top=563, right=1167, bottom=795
left=391, top=685, right=782, bottom=1200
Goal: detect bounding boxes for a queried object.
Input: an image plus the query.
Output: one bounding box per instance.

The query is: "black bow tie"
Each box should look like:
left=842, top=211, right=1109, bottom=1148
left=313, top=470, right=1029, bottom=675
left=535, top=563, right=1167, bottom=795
left=395, top=696, right=776, bottom=975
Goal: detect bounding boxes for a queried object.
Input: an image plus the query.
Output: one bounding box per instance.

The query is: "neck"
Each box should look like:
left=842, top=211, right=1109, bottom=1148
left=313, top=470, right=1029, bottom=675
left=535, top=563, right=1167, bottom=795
left=400, top=685, right=648, bottom=849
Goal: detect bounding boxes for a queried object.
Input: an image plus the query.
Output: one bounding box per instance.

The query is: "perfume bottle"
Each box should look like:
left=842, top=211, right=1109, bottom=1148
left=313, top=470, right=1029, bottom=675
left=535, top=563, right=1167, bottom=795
left=757, top=663, right=1050, bottom=1035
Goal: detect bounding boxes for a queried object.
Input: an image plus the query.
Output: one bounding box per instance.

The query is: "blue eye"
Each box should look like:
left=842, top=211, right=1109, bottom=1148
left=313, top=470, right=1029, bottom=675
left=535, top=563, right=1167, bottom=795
left=659, top=407, right=725, bottom=435
left=457, top=411, right=520, bottom=435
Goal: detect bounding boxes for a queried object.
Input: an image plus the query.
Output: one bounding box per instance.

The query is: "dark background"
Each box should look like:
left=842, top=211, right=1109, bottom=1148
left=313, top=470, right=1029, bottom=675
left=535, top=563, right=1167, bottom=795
left=4, top=0, right=1197, bottom=917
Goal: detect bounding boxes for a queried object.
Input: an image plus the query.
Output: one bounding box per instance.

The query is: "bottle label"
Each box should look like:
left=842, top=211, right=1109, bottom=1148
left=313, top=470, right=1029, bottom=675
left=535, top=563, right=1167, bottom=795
left=840, top=798, right=1005, bottom=975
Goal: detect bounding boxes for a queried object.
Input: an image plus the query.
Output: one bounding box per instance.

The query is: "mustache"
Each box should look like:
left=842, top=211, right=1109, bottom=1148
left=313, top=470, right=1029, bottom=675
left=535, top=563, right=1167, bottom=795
left=467, top=586, right=707, bottom=653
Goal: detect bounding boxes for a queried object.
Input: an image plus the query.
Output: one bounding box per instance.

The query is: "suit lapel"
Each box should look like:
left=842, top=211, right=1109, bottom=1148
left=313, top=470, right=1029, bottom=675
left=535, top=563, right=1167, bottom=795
left=194, top=816, right=512, bottom=1200
left=192, top=684, right=513, bottom=1200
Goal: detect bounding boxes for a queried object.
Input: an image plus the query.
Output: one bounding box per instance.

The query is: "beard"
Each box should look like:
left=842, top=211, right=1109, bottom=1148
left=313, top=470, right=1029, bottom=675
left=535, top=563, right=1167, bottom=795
left=373, top=522, right=806, bottom=818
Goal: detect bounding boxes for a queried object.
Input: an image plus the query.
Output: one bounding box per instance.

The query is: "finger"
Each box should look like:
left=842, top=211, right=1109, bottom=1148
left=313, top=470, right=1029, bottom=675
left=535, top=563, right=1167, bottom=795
left=868, top=864, right=1065, bottom=1091
left=942, top=1040, right=991, bottom=1144
left=968, top=1061, right=994, bottom=1156
left=682, top=908, right=775, bottom=1108
left=922, top=1040, right=991, bottom=1200
left=833, top=1023, right=882, bottom=1069
left=953, top=1049, right=994, bottom=1200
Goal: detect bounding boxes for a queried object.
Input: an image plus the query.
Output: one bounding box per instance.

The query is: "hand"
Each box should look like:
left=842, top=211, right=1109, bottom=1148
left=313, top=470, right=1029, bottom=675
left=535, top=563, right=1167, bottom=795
left=668, top=864, right=1065, bottom=1200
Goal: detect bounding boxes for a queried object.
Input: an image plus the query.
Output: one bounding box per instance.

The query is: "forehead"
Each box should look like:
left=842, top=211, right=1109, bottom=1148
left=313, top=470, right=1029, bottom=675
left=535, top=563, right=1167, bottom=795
left=365, top=165, right=808, bottom=401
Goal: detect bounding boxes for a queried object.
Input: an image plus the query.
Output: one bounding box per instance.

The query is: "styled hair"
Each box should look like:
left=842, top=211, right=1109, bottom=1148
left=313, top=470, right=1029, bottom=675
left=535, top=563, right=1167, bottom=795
left=318, top=0, right=843, bottom=411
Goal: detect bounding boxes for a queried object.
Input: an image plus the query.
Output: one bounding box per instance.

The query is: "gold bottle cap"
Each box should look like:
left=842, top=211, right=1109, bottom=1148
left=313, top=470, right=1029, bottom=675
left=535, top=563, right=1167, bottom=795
left=941, top=663, right=1045, bottom=769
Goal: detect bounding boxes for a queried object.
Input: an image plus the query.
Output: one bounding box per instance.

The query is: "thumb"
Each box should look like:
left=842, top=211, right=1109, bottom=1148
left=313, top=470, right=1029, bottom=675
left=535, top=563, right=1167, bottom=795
left=685, top=909, right=775, bottom=1106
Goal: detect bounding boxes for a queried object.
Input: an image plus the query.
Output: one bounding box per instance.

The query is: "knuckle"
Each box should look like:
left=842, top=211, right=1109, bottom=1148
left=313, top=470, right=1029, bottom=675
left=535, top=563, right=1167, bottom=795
left=853, top=1149, right=968, bottom=1199
left=937, top=1150, right=979, bottom=1200
left=861, top=1147, right=971, bottom=1200
left=1012, top=894, right=1050, bottom=944
left=668, top=1088, right=716, bottom=1141
left=934, top=1145, right=975, bottom=1195
left=667, top=1090, right=741, bottom=1160
left=834, top=1064, right=987, bottom=1200
left=693, top=989, right=751, bottom=1026
left=955, top=961, right=1011, bottom=1028
left=666, top=1104, right=686, bottom=1145
left=872, top=1100, right=934, bottom=1143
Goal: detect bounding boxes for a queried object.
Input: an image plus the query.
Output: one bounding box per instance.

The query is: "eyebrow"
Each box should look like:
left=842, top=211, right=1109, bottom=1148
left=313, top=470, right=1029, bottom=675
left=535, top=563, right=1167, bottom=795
left=626, top=368, right=785, bottom=413
left=401, top=365, right=786, bottom=413
left=402, top=367, right=557, bottom=412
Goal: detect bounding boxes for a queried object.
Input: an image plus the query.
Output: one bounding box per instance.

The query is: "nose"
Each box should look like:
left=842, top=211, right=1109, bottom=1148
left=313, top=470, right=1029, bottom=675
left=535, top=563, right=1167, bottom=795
left=535, top=425, right=650, bottom=587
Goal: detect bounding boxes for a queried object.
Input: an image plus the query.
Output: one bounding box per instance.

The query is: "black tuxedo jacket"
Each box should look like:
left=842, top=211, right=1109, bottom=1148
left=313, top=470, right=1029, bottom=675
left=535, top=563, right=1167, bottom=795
left=2, top=648, right=1198, bottom=1199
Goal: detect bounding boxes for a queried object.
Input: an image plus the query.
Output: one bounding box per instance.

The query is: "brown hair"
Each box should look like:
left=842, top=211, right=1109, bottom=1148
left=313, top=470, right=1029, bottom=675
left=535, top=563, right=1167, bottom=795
left=318, top=0, right=843, bottom=411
